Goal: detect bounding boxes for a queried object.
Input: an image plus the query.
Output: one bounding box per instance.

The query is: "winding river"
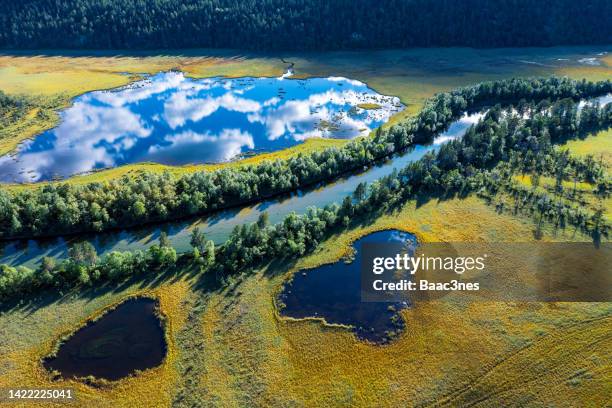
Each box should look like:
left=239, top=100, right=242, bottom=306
left=0, top=111, right=481, bottom=267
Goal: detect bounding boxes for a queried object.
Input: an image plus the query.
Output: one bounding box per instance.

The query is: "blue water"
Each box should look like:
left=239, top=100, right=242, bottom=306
left=0, top=72, right=402, bottom=183
left=278, top=229, right=417, bottom=343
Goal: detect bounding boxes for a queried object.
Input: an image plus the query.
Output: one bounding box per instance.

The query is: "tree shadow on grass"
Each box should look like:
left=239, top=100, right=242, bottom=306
left=0, top=257, right=200, bottom=315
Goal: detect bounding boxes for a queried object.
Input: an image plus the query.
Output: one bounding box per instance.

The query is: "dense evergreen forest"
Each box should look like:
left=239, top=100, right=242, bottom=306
left=0, top=77, right=610, bottom=240
left=1, top=0, right=611, bottom=50
left=1, top=95, right=610, bottom=301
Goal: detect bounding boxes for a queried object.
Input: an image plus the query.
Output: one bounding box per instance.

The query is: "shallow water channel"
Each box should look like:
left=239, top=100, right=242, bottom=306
left=1, top=94, right=608, bottom=268
left=43, top=298, right=166, bottom=381
left=0, top=110, right=484, bottom=267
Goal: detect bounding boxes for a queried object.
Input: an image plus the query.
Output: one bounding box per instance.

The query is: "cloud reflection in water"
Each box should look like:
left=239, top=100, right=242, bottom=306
left=0, top=72, right=402, bottom=183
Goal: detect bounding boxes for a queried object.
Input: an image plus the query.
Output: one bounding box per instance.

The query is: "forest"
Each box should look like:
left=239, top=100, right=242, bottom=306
left=1, top=95, right=610, bottom=301
left=1, top=0, right=611, bottom=50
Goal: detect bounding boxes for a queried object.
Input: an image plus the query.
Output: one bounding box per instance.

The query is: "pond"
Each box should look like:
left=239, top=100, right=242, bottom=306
left=277, top=230, right=417, bottom=343
left=43, top=298, right=166, bottom=381
left=0, top=72, right=402, bottom=183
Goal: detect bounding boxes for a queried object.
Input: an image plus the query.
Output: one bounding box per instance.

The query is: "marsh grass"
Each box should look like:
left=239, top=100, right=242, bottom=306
left=562, top=128, right=612, bottom=167
left=183, top=196, right=610, bottom=406
left=0, top=193, right=609, bottom=406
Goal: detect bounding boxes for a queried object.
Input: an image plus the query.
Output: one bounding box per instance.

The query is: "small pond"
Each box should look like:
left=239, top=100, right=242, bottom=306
left=277, top=230, right=417, bottom=343
left=43, top=298, right=166, bottom=381
left=0, top=72, right=402, bottom=183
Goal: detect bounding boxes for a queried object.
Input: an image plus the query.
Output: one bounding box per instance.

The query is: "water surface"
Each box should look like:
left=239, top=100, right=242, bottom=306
left=0, top=72, right=401, bottom=183
left=43, top=298, right=166, bottom=381
left=278, top=230, right=416, bottom=343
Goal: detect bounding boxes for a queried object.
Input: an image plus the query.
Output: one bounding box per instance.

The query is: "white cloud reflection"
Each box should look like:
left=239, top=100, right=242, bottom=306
left=148, top=129, right=254, bottom=163
left=163, top=91, right=262, bottom=129
left=0, top=72, right=402, bottom=183
left=248, top=88, right=399, bottom=140
left=0, top=102, right=151, bottom=182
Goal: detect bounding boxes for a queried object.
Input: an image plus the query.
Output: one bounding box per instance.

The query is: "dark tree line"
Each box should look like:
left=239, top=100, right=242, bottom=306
left=0, top=91, right=24, bottom=112
left=0, top=77, right=610, bottom=240
left=1, top=95, right=609, bottom=301
left=1, top=0, right=610, bottom=50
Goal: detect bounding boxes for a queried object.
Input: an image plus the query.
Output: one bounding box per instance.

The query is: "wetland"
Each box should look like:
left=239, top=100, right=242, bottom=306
left=43, top=298, right=166, bottom=381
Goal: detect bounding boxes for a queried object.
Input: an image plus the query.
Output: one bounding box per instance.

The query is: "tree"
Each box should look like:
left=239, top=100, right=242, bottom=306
left=1, top=77, right=609, bottom=240
left=68, top=241, right=97, bottom=266
left=190, top=227, right=207, bottom=253
left=2, top=1, right=609, bottom=50
left=159, top=232, right=171, bottom=248
left=204, top=240, right=215, bottom=266
left=353, top=182, right=367, bottom=201
left=257, top=212, right=270, bottom=229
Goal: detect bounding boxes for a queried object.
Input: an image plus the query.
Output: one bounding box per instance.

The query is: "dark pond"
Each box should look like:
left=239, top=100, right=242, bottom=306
left=278, top=230, right=417, bottom=343
left=0, top=72, right=401, bottom=183
left=43, top=298, right=166, bottom=381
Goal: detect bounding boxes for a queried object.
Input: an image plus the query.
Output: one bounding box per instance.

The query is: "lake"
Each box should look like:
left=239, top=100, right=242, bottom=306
left=43, top=298, right=166, bottom=381
left=0, top=72, right=401, bottom=183
left=277, top=230, right=417, bottom=343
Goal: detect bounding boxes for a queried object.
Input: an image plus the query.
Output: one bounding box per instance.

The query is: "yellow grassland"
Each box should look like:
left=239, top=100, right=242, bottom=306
left=512, top=173, right=610, bottom=222
left=562, top=128, right=612, bottom=167
left=0, top=278, right=192, bottom=408
left=194, top=196, right=610, bottom=406
left=0, top=46, right=610, bottom=406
